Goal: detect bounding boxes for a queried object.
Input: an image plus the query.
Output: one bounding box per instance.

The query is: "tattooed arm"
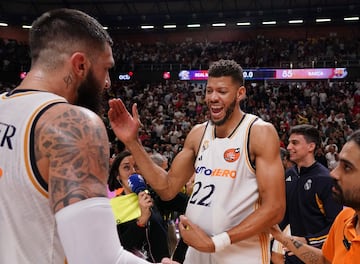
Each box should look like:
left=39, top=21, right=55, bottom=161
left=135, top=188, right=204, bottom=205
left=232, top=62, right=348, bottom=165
left=35, top=103, right=109, bottom=213
left=35, top=104, right=154, bottom=264
left=270, top=225, right=331, bottom=264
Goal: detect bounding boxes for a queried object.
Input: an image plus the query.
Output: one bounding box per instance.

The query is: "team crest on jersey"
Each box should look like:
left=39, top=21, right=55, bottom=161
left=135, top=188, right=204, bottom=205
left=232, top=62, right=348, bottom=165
left=202, top=140, right=210, bottom=152
left=223, top=148, right=241, bottom=162
left=304, top=179, right=312, bottom=190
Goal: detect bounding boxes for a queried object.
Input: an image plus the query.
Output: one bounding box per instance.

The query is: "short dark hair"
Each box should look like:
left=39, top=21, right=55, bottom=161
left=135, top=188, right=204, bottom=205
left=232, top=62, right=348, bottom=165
left=29, top=8, right=113, bottom=65
left=208, top=59, right=244, bottom=86
left=348, top=129, right=360, bottom=148
left=289, top=124, right=320, bottom=149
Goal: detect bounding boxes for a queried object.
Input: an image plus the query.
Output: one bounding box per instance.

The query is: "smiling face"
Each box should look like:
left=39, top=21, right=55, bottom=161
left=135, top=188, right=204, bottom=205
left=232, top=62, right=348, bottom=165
left=287, top=133, right=316, bottom=167
left=331, top=140, right=360, bottom=210
left=205, top=76, right=245, bottom=126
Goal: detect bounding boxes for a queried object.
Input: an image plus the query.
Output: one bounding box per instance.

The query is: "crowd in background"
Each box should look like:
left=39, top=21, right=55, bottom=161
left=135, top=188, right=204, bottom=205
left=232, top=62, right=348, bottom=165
left=103, top=78, right=360, bottom=170
left=1, top=35, right=360, bottom=72
left=112, top=35, right=360, bottom=71
left=1, top=35, right=360, bottom=170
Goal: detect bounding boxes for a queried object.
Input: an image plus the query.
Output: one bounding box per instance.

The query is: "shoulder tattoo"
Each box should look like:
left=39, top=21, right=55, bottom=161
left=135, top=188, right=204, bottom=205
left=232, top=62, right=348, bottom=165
left=36, top=108, right=109, bottom=212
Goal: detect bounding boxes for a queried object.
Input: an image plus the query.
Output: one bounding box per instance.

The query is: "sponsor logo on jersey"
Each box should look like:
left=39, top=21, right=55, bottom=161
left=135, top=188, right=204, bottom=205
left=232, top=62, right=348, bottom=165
left=195, top=166, right=236, bottom=179
left=223, top=148, right=241, bottom=162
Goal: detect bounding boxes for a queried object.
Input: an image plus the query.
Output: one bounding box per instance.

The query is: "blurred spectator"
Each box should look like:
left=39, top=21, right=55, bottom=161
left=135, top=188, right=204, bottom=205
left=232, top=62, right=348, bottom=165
left=315, top=147, right=328, bottom=168
left=325, top=144, right=339, bottom=171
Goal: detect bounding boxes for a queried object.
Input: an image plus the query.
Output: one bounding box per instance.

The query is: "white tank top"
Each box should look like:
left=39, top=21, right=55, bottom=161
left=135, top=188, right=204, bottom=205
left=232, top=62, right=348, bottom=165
left=0, top=90, right=67, bottom=264
left=184, top=113, right=270, bottom=264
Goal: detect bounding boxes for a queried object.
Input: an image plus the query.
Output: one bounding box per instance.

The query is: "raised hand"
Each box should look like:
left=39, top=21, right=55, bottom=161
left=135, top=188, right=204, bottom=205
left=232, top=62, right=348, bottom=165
left=108, top=98, right=141, bottom=144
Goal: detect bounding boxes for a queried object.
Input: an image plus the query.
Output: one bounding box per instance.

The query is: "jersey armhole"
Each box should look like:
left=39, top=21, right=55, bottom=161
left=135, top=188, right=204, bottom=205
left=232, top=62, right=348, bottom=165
left=29, top=101, right=67, bottom=192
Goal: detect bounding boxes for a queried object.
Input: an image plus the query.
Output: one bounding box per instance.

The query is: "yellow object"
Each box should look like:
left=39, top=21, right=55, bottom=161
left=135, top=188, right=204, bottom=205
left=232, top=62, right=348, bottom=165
left=110, top=193, right=141, bottom=224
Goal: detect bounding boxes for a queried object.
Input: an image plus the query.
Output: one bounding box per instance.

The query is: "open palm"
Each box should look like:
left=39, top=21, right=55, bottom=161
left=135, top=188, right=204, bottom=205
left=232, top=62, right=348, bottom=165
left=108, top=99, right=141, bottom=144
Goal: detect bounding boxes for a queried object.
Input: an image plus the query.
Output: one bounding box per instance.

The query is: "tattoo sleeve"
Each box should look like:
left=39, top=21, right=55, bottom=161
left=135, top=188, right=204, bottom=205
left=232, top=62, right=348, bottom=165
left=36, top=107, right=110, bottom=213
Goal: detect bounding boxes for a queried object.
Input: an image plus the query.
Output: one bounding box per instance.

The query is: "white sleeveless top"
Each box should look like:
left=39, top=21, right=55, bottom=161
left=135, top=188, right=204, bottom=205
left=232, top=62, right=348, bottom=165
left=0, top=90, right=67, bottom=264
left=184, top=113, right=270, bottom=264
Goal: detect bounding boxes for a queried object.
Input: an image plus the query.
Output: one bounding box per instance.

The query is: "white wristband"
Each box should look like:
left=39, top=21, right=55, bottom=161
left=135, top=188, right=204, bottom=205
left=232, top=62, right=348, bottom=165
left=211, top=232, right=231, bottom=252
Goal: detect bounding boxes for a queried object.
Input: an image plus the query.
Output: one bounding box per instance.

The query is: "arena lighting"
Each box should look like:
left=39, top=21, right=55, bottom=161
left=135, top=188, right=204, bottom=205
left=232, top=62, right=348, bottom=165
left=211, top=23, right=226, bottom=27
left=103, top=26, right=108, bottom=30
left=163, top=24, right=177, bottom=29
left=262, top=21, right=277, bottom=25
left=0, top=23, right=8, bottom=27
left=236, top=22, right=251, bottom=26
left=22, top=25, right=32, bottom=29
left=187, top=24, right=201, bottom=28
left=344, top=16, right=359, bottom=21
left=288, top=19, right=304, bottom=24
left=141, top=25, right=154, bottom=29
left=316, top=18, right=331, bottom=23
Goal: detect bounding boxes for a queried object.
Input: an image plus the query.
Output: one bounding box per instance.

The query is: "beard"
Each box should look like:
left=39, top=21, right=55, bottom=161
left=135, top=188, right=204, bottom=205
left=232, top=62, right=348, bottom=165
left=209, top=99, right=237, bottom=126
left=332, top=180, right=360, bottom=210
left=75, top=69, right=103, bottom=115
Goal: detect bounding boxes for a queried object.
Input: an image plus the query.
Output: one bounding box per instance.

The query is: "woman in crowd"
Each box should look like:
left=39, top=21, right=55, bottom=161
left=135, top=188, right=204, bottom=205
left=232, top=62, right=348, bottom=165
left=108, top=150, right=170, bottom=262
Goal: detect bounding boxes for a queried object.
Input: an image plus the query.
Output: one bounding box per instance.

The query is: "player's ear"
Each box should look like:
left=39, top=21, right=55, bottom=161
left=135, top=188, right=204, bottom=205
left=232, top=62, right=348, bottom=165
left=70, top=52, right=90, bottom=79
left=237, top=85, right=246, bottom=101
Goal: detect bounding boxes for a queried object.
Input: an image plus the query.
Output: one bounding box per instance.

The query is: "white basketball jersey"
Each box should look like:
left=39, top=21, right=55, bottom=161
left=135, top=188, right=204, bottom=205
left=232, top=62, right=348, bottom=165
left=0, top=90, right=67, bottom=264
left=184, top=114, right=270, bottom=264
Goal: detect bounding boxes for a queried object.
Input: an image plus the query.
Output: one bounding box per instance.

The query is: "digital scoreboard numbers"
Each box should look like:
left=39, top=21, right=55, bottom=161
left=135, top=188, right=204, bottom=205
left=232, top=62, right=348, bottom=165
left=242, top=69, right=277, bottom=80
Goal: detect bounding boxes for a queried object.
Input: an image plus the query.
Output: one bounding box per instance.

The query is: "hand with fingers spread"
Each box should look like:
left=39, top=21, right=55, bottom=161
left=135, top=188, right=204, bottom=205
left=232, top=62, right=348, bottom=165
left=178, top=215, right=215, bottom=253
left=108, top=98, right=142, bottom=145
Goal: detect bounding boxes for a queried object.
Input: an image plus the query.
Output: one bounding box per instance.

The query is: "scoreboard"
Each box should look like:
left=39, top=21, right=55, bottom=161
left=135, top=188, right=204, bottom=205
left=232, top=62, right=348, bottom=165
left=178, top=68, right=348, bottom=81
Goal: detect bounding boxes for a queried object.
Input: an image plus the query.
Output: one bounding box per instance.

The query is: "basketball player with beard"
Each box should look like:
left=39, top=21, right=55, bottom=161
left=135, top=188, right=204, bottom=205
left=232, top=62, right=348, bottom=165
left=0, top=8, right=171, bottom=264
left=109, top=59, right=285, bottom=263
left=270, top=129, right=360, bottom=263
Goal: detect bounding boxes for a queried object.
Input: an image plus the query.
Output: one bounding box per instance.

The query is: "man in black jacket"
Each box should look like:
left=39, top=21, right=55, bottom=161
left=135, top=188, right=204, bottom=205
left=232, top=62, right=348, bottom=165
left=279, top=124, right=343, bottom=264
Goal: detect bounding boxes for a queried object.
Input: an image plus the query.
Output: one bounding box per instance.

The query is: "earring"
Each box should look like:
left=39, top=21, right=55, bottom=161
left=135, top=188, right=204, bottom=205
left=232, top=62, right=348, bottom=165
left=117, top=178, right=122, bottom=186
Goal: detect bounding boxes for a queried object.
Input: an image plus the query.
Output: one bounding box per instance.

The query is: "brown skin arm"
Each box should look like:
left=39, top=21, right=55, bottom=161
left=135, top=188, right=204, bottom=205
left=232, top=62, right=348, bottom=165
left=35, top=104, right=109, bottom=213
left=271, top=225, right=330, bottom=264
left=271, top=251, right=285, bottom=264
left=108, top=98, right=200, bottom=200
left=179, top=121, right=286, bottom=252
left=227, top=121, right=285, bottom=241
